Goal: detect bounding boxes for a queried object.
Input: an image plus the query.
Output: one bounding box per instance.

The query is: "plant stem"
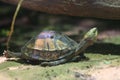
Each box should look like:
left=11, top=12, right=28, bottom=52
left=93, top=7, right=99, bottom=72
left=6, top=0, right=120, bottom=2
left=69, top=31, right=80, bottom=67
left=7, top=0, right=24, bottom=50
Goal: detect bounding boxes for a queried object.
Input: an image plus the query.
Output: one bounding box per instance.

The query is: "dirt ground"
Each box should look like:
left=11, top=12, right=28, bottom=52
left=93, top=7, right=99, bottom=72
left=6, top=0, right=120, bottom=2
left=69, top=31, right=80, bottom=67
left=0, top=73, right=12, bottom=80
left=0, top=57, right=120, bottom=80
left=90, top=67, right=120, bottom=80
left=0, top=57, right=7, bottom=64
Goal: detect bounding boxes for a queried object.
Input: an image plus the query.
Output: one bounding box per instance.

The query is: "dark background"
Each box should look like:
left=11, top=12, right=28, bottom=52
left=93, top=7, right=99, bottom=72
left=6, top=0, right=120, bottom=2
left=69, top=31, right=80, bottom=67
left=0, top=2, right=120, bottom=55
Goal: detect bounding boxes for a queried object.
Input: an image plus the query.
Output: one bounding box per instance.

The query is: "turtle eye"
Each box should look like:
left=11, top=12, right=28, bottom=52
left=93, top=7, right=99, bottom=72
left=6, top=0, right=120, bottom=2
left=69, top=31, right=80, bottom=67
left=50, top=36, right=54, bottom=39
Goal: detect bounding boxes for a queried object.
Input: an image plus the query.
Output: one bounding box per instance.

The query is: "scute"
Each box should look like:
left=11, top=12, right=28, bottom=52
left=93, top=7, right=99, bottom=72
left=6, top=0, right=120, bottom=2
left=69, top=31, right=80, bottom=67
left=21, top=31, right=78, bottom=60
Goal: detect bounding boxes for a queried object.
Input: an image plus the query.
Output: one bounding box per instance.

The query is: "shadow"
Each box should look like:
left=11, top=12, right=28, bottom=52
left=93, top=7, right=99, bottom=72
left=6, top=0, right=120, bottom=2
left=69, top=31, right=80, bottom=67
left=7, top=59, right=42, bottom=65
left=7, top=56, right=90, bottom=66
left=86, top=42, right=120, bottom=55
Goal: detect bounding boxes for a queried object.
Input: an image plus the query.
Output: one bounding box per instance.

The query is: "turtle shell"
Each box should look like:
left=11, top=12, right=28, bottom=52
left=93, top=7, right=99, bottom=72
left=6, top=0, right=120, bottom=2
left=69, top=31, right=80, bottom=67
left=21, top=31, right=78, bottom=61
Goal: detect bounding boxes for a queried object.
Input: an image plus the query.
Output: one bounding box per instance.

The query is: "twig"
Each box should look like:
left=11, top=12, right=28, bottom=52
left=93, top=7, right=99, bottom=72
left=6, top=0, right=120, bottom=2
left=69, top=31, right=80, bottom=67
left=6, top=0, right=24, bottom=50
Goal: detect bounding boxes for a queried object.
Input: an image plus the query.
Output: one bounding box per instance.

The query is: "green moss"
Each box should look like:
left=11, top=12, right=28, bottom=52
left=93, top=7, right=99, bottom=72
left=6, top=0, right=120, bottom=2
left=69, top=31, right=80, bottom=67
left=104, top=36, right=120, bottom=44
left=0, top=61, right=21, bottom=70
left=0, top=53, right=120, bottom=80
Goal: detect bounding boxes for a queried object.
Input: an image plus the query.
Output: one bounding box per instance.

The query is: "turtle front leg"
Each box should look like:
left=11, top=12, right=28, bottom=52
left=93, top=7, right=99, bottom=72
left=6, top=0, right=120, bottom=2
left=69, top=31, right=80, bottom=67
left=79, top=52, right=88, bottom=60
left=41, top=59, right=68, bottom=66
left=71, top=52, right=89, bottom=62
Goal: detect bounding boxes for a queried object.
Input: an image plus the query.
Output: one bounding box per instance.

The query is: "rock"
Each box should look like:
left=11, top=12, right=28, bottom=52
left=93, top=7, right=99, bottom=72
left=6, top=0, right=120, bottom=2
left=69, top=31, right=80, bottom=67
left=0, top=0, right=120, bottom=19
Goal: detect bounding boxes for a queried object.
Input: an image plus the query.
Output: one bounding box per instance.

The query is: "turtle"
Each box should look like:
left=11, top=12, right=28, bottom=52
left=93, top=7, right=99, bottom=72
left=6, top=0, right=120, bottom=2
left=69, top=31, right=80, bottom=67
left=4, top=27, right=97, bottom=66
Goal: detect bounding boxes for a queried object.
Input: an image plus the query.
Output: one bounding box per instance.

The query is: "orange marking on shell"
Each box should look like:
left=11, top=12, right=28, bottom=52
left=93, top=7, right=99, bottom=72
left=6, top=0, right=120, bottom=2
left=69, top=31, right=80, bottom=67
left=34, top=39, right=45, bottom=50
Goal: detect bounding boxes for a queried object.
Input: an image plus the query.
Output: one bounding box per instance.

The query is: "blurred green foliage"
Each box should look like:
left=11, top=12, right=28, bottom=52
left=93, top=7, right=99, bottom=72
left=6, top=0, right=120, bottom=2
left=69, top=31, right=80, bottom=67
left=0, top=29, right=9, bottom=36
left=104, top=36, right=120, bottom=45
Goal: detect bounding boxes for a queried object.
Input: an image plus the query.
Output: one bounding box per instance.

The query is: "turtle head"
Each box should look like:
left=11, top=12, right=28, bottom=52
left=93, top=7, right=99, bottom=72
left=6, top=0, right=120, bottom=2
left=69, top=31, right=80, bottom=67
left=83, top=27, right=98, bottom=42
left=75, top=27, right=98, bottom=54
